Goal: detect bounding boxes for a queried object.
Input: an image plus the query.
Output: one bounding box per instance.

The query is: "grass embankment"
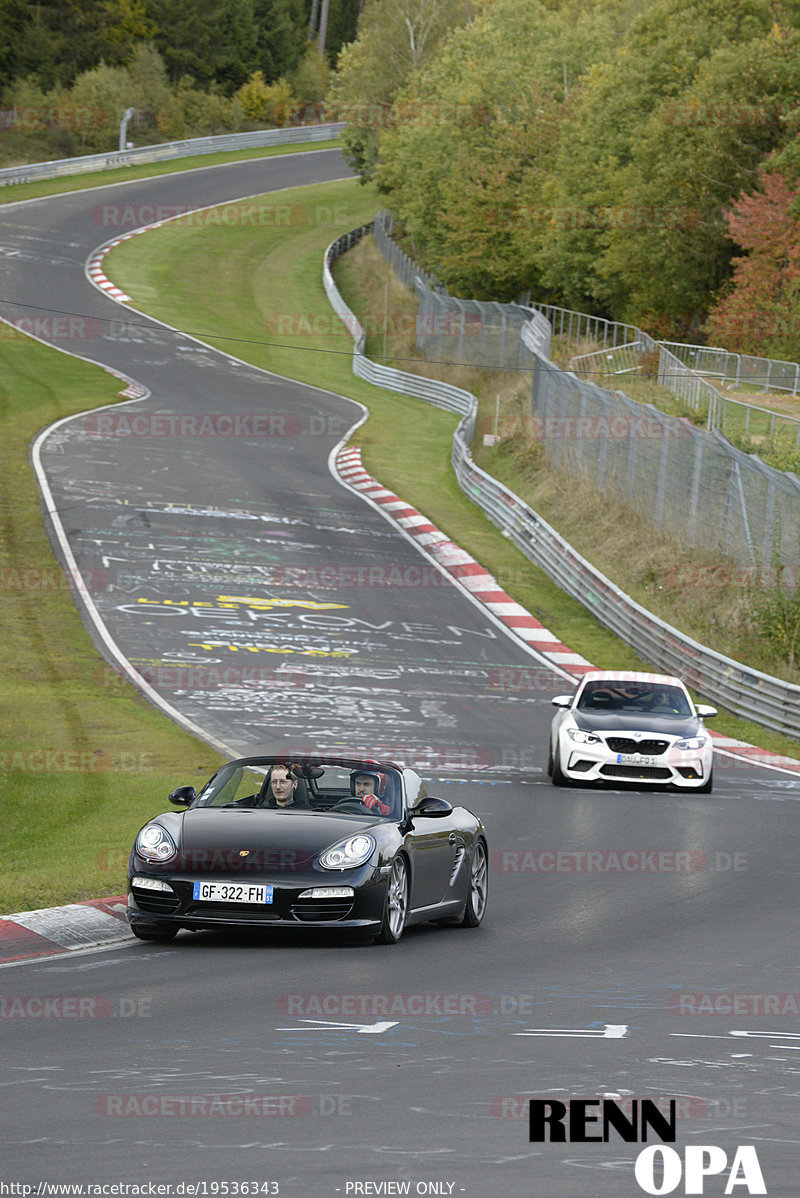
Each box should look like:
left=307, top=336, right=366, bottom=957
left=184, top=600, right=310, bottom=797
left=104, top=186, right=800, bottom=760
left=0, top=338, right=223, bottom=912
left=0, top=138, right=343, bottom=207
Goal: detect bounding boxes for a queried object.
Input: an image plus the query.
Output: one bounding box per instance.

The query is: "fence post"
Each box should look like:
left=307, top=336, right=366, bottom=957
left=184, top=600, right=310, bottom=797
left=654, top=425, right=670, bottom=528
left=687, top=435, right=705, bottom=544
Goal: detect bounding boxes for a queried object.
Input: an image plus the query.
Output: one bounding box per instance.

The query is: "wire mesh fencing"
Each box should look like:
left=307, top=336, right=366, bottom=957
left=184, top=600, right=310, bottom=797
left=371, top=209, right=800, bottom=569
left=530, top=354, right=800, bottom=567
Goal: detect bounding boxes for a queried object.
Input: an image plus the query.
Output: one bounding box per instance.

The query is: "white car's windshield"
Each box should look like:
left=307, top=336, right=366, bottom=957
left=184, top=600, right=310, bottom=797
left=577, top=681, right=692, bottom=716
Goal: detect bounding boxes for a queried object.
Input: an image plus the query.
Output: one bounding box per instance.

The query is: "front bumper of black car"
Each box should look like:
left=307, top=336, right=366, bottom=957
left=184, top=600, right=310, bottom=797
left=127, top=866, right=388, bottom=932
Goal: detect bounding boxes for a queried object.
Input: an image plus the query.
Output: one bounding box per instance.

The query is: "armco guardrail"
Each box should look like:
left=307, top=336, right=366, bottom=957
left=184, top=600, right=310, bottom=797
left=324, top=224, right=800, bottom=739
left=0, top=123, right=345, bottom=187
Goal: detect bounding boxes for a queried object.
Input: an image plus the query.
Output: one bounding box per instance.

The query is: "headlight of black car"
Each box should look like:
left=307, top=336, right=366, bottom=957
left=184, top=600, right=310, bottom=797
left=135, top=824, right=178, bottom=864
left=318, top=834, right=376, bottom=871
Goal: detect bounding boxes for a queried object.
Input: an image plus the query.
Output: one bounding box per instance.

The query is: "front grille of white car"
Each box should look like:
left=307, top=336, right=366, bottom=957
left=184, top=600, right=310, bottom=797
left=605, top=737, right=670, bottom=755
left=600, top=764, right=672, bottom=780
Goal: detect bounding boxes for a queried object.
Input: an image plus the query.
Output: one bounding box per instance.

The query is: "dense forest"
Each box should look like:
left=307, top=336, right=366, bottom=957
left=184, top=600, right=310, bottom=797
left=330, top=0, right=800, bottom=358
left=0, top=0, right=359, bottom=160
left=2, top=0, right=799, bottom=356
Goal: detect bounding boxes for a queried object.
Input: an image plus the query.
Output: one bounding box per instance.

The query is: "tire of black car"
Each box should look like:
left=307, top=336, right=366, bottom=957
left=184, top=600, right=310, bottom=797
left=458, top=838, right=488, bottom=927
left=375, top=854, right=409, bottom=945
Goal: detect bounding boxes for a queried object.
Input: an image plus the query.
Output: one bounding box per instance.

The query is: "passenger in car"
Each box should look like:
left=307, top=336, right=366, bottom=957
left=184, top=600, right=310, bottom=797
left=262, top=764, right=309, bottom=808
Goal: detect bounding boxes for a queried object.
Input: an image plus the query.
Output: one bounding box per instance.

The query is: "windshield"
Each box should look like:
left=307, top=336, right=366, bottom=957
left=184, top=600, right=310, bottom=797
left=197, top=759, right=403, bottom=818
left=576, top=681, right=692, bottom=716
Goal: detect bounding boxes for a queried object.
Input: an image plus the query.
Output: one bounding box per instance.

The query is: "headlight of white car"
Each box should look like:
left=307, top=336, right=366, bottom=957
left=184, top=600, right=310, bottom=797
left=674, top=736, right=707, bottom=751
left=136, top=824, right=178, bottom=863
left=318, top=834, right=376, bottom=871
left=566, top=728, right=601, bottom=745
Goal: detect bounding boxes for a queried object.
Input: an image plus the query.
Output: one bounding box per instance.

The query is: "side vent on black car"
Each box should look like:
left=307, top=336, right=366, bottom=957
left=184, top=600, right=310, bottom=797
left=449, top=845, right=466, bottom=887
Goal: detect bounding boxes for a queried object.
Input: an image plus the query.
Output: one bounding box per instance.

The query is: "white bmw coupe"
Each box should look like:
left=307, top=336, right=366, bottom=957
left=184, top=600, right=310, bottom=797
left=548, top=671, right=717, bottom=792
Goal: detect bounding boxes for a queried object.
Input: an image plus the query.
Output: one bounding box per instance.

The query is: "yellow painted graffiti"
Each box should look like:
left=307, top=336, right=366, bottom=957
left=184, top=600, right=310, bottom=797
left=188, top=642, right=355, bottom=657
left=216, top=596, right=349, bottom=610
left=133, top=597, right=349, bottom=611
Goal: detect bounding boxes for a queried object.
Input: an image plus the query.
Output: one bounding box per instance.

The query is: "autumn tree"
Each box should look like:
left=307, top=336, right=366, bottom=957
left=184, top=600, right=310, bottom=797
left=536, top=0, right=777, bottom=320
left=374, top=0, right=628, bottom=298
left=705, top=169, right=800, bottom=359
left=327, top=0, right=473, bottom=179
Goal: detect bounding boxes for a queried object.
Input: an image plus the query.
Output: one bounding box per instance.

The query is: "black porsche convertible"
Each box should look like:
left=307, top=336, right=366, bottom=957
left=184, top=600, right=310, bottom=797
left=127, top=755, right=488, bottom=945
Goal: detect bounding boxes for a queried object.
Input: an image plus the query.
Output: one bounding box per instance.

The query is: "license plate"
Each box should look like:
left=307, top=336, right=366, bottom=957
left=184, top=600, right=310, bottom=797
left=616, top=754, right=658, bottom=766
left=192, top=881, right=273, bottom=904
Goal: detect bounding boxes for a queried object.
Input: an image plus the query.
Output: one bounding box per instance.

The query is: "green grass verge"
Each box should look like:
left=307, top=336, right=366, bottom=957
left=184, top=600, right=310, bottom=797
left=104, top=181, right=800, bottom=761
left=0, top=335, right=223, bottom=913
left=0, top=138, right=343, bottom=206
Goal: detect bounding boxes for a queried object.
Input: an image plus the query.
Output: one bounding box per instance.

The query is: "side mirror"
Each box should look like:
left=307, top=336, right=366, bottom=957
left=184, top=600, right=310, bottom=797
left=551, top=695, right=573, bottom=708
left=695, top=705, right=718, bottom=719
left=410, top=795, right=453, bottom=818
left=169, top=785, right=196, bottom=807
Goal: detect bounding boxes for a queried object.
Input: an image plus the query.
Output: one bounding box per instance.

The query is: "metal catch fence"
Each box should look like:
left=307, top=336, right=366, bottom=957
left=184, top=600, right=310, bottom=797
left=665, top=341, right=800, bottom=397
left=372, top=210, right=800, bottom=569
left=530, top=353, right=800, bottom=567
left=324, top=224, right=800, bottom=738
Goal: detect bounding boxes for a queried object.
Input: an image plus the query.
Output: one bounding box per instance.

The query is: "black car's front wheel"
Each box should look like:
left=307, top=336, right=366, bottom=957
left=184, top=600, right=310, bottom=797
left=376, top=855, right=409, bottom=944
left=459, top=838, right=488, bottom=927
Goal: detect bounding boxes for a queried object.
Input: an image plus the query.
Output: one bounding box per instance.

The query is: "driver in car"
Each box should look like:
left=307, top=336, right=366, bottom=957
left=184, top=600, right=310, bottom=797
left=351, top=770, right=391, bottom=816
